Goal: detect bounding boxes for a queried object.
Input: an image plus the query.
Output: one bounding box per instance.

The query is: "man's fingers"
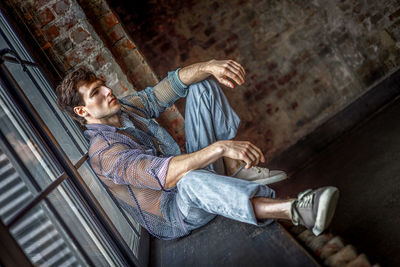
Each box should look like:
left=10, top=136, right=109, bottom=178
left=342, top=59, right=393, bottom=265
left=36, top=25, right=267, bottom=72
left=229, top=60, right=246, bottom=74
left=249, top=143, right=265, bottom=163
left=222, top=66, right=244, bottom=86
left=223, top=140, right=264, bottom=167
left=242, top=148, right=256, bottom=164
left=217, top=76, right=234, bottom=88
left=228, top=61, right=246, bottom=80
left=210, top=59, right=246, bottom=87
left=248, top=147, right=261, bottom=166
left=239, top=142, right=264, bottom=166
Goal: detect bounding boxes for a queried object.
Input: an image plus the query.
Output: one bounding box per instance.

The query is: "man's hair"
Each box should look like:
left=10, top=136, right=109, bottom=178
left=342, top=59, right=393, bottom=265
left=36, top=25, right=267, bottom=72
left=56, top=67, right=97, bottom=125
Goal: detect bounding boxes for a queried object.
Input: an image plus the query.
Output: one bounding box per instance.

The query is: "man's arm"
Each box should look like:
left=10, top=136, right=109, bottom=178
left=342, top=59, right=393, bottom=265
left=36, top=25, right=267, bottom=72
left=178, top=59, right=246, bottom=88
left=163, top=59, right=253, bottom=188
left=164, top=140, right=265, bottom=188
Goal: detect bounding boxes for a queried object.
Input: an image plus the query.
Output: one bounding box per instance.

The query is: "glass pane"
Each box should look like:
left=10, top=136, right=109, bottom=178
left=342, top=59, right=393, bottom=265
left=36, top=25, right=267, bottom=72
left=9, top=198, right=87, bottom=266
left=0, top=9, right=145, bottom=264
left=46, top=179, right=124, bottom=266
left=0, top=85, right=62, bottom=190
left=0, top=65, right=141, bottom=257
left=4, top=61, right=85, bottom=164
left=0, top=10, right=88, bottom=162
left=0, top=147, right=35, bottom=224
left=78, top=162, right=140, bottom=256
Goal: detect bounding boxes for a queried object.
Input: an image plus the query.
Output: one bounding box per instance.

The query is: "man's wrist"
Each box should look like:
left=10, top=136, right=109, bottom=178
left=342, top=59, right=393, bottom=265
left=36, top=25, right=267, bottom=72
left=211, top=141, right=225, bottom=158
left=199, top=60, right=211, bottom=75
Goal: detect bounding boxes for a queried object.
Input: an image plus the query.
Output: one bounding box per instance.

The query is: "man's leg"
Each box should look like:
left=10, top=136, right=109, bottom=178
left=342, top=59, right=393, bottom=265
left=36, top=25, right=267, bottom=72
left=184, top=78, right=287, bottom=184
left=177, top=169, right=339, bottom=236
left=176, top=169, right=277, bottom=230
left=184, top=78, right=240, bottom=174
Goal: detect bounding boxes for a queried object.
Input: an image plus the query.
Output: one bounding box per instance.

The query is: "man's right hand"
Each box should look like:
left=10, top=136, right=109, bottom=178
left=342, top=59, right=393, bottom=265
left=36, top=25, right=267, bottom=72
left=214, top=140, right=265, bottom=169
left=164, top=139, right=265, bottom=188
left=203, top=59, right=246, bottom=88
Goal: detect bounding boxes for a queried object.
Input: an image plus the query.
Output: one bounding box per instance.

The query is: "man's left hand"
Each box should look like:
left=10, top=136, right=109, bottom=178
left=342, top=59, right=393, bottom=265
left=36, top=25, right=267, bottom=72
left=203, top=59, right=246, bottom=88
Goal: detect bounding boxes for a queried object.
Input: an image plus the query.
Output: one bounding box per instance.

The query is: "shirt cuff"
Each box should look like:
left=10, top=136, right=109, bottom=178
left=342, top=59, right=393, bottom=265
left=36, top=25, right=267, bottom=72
left=157, top=156, right=174, bottom=188
left=168, top=68, right=188, bottom=97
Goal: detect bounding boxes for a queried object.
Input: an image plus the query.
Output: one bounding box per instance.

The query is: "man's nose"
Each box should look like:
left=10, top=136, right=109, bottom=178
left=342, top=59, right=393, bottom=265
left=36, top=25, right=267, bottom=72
left=104, top=86, right=112, bottom=96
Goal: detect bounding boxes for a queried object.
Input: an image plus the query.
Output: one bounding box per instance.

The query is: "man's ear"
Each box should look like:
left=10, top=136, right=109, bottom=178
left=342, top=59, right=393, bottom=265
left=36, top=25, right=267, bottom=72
left=73, top=106, right=88, bottom=118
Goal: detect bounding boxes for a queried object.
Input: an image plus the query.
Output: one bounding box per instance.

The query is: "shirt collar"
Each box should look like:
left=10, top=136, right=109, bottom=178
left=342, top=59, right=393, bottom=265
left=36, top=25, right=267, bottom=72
left=85, top=123, right=117, bottom=132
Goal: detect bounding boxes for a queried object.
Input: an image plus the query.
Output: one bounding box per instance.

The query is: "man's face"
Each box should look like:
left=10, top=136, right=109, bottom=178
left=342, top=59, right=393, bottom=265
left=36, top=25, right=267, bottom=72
left=75, top=79, right=121, bottom=124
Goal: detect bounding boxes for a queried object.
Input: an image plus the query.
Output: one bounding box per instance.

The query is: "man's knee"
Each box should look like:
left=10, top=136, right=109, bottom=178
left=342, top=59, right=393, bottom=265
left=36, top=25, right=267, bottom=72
left=187, top=78, right=221, bottom=99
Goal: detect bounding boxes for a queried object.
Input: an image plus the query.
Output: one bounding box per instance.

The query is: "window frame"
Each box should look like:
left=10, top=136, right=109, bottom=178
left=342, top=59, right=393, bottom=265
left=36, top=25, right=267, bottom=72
left=0, top=7, right=148, bottom=267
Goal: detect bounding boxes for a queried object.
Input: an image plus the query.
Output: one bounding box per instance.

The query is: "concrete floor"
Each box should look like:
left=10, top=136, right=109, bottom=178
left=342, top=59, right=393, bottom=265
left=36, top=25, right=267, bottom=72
left=271, top=96, right=400, bottom=266
left=150, top=72, right=400, bottom=266
left=151, top=218, right=319, bottom=267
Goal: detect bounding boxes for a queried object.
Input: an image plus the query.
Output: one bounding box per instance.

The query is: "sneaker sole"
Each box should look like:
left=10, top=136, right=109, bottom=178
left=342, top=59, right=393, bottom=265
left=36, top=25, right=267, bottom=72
left=253, top=171, right=288, bottom=185
left=313, top=187, right=339, bottom=236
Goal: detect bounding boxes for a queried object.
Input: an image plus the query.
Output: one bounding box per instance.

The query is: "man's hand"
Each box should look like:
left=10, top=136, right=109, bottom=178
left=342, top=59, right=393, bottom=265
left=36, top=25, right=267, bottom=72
left=215, top=140, right=265, bottom=169
left=164, top=139, right=264, bottom=188
left=178, top=59, right=246, bottom=87
left=202, top=59, right=246, bottom=88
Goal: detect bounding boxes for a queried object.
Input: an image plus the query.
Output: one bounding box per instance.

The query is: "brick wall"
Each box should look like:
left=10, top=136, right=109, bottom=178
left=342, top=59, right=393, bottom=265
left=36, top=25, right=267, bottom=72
left=108, top=0, right=400, bottom=160
left=2, top=0, right=186, bottom=147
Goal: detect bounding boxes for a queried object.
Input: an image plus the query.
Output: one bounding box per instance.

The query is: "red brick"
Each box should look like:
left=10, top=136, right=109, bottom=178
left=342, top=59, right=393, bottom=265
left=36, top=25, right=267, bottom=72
left=71, top=27, right=90, bottom=44
left=65, top=50, right=81, bottom=68
left=91, top=53, right=106, bottom=70
left=102, top=12, right=119, bottom=29
left=65, top=44, right=94, bottom=68
left=34, top=0, right=52, bottom=10
left=43, top=25, right=60, bottom=39
left=124, top=49, right=144, bottom=68
left=112, top=38, right=136, bottom=57
left=37, top=8, right=55, bottom=27
left=53, top=38, right=74, bottom=55
left=128, top=63, right=157, bottom=88
left=81, top=41, right=96, bottom=55
left=55, top=15, right=76, bottom=31
left=107, top=24, right=125, bottom=45
left=52, top=0, right=70, bottom=16
left=121, top=38, right=135, bottom=50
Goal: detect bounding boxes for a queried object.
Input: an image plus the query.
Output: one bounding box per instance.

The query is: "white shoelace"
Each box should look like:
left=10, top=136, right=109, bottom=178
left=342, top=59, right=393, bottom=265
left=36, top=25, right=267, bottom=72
left=297, top=194, right=314, bottom=208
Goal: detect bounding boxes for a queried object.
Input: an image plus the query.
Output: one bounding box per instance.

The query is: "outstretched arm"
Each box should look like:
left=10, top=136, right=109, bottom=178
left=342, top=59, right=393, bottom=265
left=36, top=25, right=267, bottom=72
left=164, top=140, right=265, bottom=188
left=178, top=59, right=246, bottom=88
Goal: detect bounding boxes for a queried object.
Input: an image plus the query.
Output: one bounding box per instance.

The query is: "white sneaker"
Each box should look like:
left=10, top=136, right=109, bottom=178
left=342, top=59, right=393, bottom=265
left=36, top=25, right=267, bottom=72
left=232, top=164, right=287, bottom=185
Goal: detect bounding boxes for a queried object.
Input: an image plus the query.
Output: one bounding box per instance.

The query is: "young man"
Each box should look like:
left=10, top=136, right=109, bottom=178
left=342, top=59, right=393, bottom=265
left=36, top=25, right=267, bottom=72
left=56, top=59, right=339, bottom=240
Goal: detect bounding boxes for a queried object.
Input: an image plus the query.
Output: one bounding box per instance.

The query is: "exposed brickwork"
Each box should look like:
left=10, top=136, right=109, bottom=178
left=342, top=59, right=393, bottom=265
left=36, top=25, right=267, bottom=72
left=37, top=7, right=55, bottom=27
left=2, top=0, right=186, bottom=147
left=70, top=26, right=90, bottom=44
left=108, top=0, right=400, bottom=160
left=52, top=0, right=69, bottom=15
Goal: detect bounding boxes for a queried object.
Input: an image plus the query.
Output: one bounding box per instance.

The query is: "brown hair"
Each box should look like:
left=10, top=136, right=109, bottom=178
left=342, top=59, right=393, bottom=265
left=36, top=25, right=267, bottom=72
left=56, top=67, right=97, bottom=125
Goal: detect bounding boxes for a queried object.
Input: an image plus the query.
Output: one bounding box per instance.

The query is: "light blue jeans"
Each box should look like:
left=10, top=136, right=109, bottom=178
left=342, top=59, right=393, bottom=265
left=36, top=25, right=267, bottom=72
left=176, top=78, right=275, bottom=231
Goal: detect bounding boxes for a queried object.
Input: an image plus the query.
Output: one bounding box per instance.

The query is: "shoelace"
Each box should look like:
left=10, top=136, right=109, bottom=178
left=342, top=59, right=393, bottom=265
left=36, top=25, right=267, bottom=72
left=297, top=193, right=314, bottom=208
left=253, top=166, right=263, bottom=174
